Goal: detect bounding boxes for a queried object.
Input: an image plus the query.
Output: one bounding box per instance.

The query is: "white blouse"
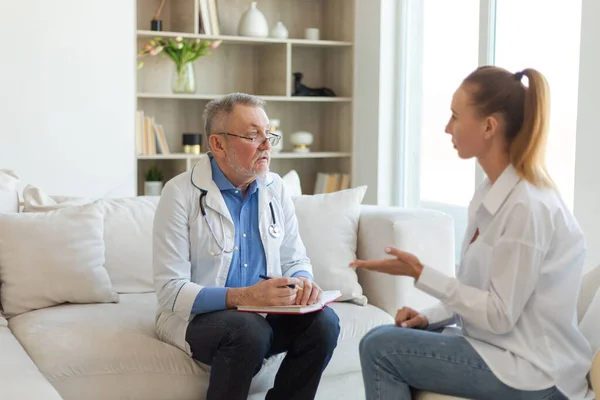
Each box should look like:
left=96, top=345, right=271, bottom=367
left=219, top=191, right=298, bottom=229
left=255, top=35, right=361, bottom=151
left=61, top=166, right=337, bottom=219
left=415, top=165, right=594, bottom=399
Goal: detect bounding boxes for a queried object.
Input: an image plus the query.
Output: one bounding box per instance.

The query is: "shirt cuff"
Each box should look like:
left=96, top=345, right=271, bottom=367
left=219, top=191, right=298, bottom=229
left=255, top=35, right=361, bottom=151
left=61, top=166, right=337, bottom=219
left=192, top=287, right=228, bottom=315
left=414, top=265, right=453, bottom=301
left=292, top=270, right=314, bottom=281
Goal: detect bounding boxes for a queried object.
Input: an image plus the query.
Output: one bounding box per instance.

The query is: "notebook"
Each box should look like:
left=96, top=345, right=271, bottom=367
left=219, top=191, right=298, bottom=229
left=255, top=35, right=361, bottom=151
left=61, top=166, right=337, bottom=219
left=237, top=290, right=342, bottom=314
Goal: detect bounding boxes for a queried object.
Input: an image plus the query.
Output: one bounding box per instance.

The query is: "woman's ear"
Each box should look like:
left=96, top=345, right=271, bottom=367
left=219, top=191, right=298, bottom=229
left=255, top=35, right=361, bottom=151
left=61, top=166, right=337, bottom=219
left=484, top=115, right=499, bottom=139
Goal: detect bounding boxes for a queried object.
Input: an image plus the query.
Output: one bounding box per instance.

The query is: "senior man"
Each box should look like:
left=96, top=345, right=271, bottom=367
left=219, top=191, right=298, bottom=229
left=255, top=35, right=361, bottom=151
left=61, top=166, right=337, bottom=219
left=152, top=92, right=340, bottom=400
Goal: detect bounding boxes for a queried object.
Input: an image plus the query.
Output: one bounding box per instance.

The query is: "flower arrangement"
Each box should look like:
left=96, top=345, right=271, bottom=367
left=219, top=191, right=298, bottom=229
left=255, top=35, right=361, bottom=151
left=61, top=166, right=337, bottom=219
left=138, top=36, right=222, bottom=93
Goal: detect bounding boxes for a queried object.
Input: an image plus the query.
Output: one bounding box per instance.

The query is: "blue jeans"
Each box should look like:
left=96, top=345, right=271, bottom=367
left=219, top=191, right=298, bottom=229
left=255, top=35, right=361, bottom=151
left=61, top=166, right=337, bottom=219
left=186, top=306, right=340, bottom=400
left=359, top=325, right=567, bottom=400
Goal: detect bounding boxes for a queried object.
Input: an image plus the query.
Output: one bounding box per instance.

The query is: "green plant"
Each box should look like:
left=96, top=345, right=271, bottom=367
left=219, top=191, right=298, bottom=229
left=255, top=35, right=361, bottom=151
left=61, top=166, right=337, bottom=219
left=145, top=165, right=164, bottom=182
left=137, top=36, right=221, bottom=70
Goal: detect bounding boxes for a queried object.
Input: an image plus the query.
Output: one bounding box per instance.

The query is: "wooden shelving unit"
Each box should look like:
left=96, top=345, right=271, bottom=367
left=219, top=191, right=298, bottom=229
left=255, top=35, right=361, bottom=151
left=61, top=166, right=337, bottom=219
left=135, top=0, right=355, bottom=195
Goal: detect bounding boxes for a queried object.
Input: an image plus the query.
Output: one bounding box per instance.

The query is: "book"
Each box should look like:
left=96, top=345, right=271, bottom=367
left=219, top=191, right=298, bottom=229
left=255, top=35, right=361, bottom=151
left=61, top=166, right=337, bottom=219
left=237, top=290, right=342, bottom=314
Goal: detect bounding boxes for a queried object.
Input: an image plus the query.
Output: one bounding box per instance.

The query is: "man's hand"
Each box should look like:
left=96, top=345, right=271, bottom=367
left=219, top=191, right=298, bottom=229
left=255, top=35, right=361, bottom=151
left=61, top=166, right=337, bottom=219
left=395, top=306, right=429, bottom=329
left=294, top=277, right=322, bottom=306
left=226, top=277, right=301, bottom=308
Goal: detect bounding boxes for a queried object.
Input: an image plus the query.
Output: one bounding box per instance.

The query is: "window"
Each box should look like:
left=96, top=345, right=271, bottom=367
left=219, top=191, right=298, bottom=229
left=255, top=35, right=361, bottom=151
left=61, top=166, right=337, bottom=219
left=495, top=0, right=582, bottom=209
left=402, top=0, right=481, bottom=261
left=419, top=0, right=480, bottom=208
left=400, top=0, right=582, bottom=261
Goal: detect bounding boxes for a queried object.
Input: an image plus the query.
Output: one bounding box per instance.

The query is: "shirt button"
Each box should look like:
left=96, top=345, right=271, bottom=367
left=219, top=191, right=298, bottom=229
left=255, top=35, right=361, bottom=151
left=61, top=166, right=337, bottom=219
left=243, top=263, right=248, bottom=268
left=234, top=190, right=239, bottom=194
left=243, top=233, right=247, bottom=238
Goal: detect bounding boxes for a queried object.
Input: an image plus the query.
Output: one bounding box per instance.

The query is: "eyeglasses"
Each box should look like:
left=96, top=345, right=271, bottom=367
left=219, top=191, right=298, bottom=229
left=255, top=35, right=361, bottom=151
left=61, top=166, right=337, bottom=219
left=217, top=131, right=281, bottom=147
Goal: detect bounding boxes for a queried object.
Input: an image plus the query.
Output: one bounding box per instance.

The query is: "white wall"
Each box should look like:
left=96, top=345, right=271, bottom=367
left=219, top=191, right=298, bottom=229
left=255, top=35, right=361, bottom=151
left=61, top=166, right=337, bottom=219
left=353, top=0, right=400, bottom=206
left=574, top=0, right=600, bottom=273
left=0, top=0, right=136, bottom=198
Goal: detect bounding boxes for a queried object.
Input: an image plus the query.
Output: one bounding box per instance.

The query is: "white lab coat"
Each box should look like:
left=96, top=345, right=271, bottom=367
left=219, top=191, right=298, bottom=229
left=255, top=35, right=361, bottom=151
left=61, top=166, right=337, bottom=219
left=152, top=155, right=312, bottom=355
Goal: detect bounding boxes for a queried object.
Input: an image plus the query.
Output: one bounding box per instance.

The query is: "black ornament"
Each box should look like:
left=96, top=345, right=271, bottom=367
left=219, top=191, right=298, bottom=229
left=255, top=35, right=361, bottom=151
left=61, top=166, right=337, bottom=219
left=292, top=72, right=336, bottom=97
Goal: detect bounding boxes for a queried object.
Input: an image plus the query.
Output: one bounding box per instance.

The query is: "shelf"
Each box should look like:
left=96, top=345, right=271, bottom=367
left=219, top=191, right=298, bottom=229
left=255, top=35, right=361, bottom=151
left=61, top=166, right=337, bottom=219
left=137, top=93, right=353, bottom=102
left=137, top=30, right=353, bottom=47
left=135, top=0, right=355, bottom=197
left=137, top=152, right=352, bottom=160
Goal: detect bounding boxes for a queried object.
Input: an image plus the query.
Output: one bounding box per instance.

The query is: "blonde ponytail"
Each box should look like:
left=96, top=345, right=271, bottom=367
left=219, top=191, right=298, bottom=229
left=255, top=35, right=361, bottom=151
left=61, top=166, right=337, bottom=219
left=509, top=69, right=554, bottom=187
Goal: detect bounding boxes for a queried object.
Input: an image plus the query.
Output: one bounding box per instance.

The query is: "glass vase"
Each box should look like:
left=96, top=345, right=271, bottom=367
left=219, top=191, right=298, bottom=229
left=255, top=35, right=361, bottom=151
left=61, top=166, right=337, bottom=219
left=172, top=62, right=196, bottom=94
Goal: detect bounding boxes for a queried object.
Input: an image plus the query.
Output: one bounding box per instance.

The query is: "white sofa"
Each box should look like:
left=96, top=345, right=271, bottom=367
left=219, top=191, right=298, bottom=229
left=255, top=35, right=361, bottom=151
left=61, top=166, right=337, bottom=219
left=1, top=172, right=598, bottom=400
left=0, top=172, right=461, bottom=400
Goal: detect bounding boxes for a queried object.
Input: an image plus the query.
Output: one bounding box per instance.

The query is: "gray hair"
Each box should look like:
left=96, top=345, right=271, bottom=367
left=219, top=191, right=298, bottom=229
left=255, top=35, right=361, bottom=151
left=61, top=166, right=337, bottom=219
left=203, top=93, right=265, bottom=151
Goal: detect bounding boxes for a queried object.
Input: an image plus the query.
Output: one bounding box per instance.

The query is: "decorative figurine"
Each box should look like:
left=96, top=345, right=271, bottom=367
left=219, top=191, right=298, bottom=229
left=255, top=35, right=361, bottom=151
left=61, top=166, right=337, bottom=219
left=292, top=72, right=336, bottom=97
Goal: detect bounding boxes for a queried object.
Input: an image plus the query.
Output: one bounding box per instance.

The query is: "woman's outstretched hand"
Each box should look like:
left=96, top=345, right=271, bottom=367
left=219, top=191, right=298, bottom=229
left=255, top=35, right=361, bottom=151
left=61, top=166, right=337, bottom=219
left=349, top=247, right=424, bottom=280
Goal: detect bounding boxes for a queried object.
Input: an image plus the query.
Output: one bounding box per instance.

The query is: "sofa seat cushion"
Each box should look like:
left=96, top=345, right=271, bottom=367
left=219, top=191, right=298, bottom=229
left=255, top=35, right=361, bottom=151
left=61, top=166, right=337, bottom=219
left=325, top=302, right=394, bottom=376
left=0, top=325, right=63, bottom=399
left=8, top=293, right=212, bottom=400
left=9, top=293, right=393, bottom=400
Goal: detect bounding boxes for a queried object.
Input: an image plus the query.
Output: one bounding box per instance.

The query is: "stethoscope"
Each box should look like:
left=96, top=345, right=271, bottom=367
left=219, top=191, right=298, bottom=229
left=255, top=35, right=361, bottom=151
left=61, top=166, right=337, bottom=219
left=199, top=190, right=280, bottom=256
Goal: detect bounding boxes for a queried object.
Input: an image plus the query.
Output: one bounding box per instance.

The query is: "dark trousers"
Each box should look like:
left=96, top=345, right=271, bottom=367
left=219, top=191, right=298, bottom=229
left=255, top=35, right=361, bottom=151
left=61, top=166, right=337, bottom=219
left=185, top=306, right=340, bottom=400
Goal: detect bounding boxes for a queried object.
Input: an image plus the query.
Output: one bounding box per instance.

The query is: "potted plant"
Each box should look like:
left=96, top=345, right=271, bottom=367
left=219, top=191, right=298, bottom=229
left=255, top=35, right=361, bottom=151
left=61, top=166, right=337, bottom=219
left=144, top=165, right=164, bottom=196
left=137, top=36, right=221, bottom=94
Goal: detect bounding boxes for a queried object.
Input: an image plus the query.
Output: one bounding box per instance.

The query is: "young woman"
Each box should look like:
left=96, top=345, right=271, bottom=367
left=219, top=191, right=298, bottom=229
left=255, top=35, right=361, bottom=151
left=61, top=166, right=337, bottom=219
left=352, top=66, right=594, bottom=400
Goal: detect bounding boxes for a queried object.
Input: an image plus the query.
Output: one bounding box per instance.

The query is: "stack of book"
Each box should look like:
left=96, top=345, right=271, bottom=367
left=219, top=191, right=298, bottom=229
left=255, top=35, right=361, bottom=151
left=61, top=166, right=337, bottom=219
left=135, top=110, right=170, bottom=156
left=313, top=173, right=351, bottom=194
left=199, top=0, right=220, bottom=35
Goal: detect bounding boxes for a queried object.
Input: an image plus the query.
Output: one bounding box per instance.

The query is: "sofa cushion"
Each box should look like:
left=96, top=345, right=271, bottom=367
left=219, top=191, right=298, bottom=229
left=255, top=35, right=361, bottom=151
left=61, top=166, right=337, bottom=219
left=22, top=184, right=93, bottom=211
left=578, top=265, right=600, bottom=323
left=0, top=169, right=19, bottom=213
left=0, top=169, right=20, bottom=317
left=9, top=293, right=211, bottom=400
left=579, top=287, right=600, bottom=355
left=282, top=169, right=302, bottom=198
left=21, top=185, right=158, bottom=294
left=293, top=186, right=368, bottom=304
left=96, top=197, right=158, bottom=293
left=0, top=205, right=118, bottom=317
left=0, top=325, right=63, bottom=399
left=325, top=302, right=394, bottom=376
left=8, top=293, right=392, bottom=400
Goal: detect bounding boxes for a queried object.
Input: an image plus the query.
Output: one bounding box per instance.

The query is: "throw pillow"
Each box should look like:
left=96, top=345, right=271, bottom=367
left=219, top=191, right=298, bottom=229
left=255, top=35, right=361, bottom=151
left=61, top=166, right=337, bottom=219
left=22, top=184, right=93, bottom=212
left=0, top=205, right=118, bottom=317
left=292, top=186, right=368, bottom=304
left=282, top=170, right=302, bottom=198
left=0, top=169, right=19, bottom=213
left=97, top=197, right=158, bottom=293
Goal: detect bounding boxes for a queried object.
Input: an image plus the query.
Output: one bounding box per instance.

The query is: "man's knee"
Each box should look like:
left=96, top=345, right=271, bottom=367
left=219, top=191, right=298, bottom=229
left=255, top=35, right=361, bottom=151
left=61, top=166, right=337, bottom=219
left=223, top=312, right=273, bottom=355
left=188, top=311, right=273, bottom=362
left=311, top=307, right=341, bottom=352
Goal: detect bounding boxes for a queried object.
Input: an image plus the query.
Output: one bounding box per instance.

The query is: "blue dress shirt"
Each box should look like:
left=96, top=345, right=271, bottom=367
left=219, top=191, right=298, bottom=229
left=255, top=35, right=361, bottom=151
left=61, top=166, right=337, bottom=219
left=192, top=157, right=312, bottom=314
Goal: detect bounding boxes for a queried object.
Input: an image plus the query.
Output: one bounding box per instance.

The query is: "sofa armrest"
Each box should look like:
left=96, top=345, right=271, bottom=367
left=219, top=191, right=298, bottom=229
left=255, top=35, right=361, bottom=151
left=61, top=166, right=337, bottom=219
left=591, top=351, right=600, bottom=396
left=356, top=205, right=455, bottom=317
left=0, top=326, right=62, bottom=399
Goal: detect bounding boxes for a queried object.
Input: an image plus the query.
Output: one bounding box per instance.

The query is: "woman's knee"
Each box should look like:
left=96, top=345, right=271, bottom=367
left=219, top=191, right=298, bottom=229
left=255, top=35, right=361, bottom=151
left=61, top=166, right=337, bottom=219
left=359, top=324, right=402, bottom=361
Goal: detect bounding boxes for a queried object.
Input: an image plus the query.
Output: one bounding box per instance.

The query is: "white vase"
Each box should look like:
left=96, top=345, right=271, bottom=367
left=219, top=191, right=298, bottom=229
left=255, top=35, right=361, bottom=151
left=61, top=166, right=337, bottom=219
left=144, top=181, right=163, bottom=196
left=290, top=131, right=314, bottom=153
left=270, top=21, right=289, bottom=39
left=238, top=1, right=269, bottom=38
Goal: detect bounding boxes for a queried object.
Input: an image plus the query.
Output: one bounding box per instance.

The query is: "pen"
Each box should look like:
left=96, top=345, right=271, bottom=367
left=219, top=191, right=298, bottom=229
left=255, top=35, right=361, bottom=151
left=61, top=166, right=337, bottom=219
left=259, top=274, right=303, bottom=291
